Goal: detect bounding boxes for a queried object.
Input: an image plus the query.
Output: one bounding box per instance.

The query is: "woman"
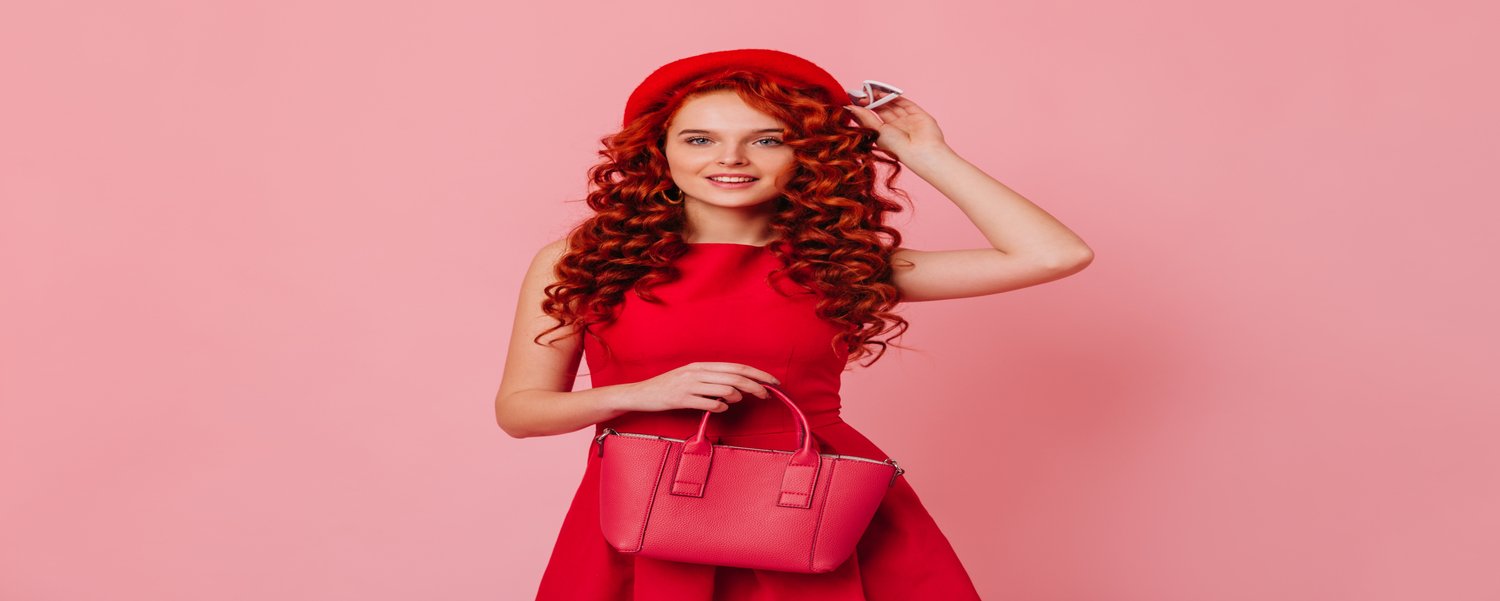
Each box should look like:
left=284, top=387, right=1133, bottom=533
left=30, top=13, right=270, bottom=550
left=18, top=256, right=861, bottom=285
left=496, top=48, right=1092, bottom=600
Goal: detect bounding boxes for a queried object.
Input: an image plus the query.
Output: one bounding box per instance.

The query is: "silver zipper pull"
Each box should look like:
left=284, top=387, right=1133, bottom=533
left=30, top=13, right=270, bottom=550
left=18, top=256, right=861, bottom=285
left=594, top=428, right=616, bottom=457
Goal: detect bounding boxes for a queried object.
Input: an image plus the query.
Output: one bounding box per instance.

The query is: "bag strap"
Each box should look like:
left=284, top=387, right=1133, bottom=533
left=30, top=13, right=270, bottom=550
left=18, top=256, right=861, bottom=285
left=669, top=383, right=822, bottom=508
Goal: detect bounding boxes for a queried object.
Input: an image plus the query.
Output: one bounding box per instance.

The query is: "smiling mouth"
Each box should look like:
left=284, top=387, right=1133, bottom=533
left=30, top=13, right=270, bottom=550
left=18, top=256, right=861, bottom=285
left=705, top=176, right=760, bottom=191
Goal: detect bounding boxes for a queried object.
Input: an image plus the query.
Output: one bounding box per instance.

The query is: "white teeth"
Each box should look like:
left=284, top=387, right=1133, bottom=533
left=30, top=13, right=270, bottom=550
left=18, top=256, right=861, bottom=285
left=709, top=176, right=755, bottom=183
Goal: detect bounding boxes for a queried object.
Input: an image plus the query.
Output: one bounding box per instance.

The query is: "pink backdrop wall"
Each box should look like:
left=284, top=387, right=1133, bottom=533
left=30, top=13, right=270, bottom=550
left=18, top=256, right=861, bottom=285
left=3, top=1, right=1496, bottom=599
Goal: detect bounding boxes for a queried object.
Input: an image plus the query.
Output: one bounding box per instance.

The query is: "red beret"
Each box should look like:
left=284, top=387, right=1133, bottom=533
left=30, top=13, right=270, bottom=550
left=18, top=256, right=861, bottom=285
left=622, top=48, right=851, bottom=128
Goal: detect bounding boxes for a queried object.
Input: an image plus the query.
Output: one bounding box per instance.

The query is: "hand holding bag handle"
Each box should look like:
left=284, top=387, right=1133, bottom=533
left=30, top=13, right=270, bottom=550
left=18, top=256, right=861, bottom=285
left=670, top=383, right=821, bottom=508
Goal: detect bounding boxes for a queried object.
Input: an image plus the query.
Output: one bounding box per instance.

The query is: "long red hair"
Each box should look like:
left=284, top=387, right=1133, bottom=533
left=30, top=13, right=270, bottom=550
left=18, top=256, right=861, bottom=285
left=535, top=70, right=916, bottom=367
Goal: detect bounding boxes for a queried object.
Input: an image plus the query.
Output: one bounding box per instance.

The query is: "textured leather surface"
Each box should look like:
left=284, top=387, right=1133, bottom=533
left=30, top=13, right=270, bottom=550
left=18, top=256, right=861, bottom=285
left=596, top=384, right=898, bottom=573
left=597, top=437, right=672, bottom=553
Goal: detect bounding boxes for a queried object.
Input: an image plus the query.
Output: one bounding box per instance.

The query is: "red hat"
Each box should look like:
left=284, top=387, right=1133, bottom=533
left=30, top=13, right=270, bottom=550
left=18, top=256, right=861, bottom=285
left=622, top=48, right=851, bottom=128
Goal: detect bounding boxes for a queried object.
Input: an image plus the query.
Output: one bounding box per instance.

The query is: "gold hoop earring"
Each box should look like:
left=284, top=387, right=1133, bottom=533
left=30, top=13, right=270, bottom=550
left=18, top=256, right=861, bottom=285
left=659, top=187, right=684, bottom=204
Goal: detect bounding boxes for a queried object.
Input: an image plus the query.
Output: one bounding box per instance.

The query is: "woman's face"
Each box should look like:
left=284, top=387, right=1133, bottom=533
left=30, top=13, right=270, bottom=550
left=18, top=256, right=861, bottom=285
left=662, top=90, right=797, bottom=210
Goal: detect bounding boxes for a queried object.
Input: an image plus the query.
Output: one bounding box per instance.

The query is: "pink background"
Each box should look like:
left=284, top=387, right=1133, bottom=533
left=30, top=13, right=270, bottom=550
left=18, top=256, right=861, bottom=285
left=3, top=1, right=1496, bottom=599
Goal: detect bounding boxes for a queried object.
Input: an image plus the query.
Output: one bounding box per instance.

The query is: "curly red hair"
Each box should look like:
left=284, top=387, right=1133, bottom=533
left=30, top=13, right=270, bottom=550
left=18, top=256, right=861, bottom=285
left=535, top=70, right=917, bottom=367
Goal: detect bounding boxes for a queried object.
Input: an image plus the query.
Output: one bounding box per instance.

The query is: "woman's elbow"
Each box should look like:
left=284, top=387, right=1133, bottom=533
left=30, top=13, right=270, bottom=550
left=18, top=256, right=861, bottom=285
left=495, top=395, right=531, bottom=439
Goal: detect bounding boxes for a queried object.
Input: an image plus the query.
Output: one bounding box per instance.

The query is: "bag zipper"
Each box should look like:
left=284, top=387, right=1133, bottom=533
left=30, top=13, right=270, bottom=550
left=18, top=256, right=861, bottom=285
left=595, top=426, right=906, bottom=485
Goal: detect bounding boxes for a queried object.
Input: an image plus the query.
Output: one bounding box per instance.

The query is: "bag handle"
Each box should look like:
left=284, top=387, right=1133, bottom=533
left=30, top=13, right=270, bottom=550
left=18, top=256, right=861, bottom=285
left=669, top=383, right=822, bottom=508
left=687, top=383, right=814, bottom=450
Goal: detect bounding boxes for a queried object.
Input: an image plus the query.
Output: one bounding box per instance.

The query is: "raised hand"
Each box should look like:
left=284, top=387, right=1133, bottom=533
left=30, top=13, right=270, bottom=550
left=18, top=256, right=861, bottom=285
left=843, top=94, right=949, bottom=164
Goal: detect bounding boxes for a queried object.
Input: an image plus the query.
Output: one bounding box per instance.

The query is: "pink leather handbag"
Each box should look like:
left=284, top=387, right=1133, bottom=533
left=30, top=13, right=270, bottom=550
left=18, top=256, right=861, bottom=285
left=593, top=383, right=905, bottom=574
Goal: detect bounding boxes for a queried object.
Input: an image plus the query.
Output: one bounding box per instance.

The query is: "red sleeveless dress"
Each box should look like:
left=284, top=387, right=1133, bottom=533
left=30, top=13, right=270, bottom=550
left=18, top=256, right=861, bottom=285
left=536, top=241, right=982, bottom=600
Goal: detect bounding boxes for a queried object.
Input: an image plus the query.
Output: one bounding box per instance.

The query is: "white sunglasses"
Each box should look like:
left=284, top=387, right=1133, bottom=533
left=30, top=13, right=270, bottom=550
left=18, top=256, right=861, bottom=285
left=847, top=80, right=904, bottom=109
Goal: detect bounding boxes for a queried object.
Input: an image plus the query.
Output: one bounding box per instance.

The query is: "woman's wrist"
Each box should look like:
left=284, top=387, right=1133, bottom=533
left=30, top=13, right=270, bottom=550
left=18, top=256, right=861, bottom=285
left=900, top=143, right=961, bottom=171
left=595, top=382, right=638, bottom=417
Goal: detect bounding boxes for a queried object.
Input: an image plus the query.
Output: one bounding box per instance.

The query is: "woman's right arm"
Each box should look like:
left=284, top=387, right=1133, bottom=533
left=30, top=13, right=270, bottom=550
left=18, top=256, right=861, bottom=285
left=494, top=238, right=629, bottom=438
left=494, top=239, right=784, bottom=439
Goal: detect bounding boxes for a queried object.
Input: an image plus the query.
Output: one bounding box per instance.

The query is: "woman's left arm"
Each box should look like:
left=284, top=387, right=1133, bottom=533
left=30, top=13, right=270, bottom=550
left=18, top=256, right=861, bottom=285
left=845, top=97, right=1094, bottom=302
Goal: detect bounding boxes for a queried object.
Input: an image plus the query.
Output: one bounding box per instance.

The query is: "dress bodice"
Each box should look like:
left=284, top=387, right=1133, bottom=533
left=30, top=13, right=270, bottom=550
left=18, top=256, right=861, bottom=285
left=585, top=242, right=851, bottom=439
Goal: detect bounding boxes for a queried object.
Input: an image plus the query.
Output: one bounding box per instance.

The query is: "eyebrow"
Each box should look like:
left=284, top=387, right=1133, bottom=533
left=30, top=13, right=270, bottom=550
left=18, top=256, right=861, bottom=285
left=675, top=128, right=786, bottom=135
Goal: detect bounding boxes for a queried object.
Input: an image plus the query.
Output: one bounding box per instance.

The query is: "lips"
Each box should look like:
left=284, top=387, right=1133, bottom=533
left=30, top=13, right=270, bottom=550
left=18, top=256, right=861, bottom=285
left=705, top=175, right=759, bottom=190
left=706, top=174, right=759, bottom=182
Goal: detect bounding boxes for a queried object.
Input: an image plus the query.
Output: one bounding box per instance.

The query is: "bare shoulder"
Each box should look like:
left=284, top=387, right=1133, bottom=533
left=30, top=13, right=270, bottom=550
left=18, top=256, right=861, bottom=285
left=518, top=237, right=578, bottom=293
left=517, top=237, right=576, bottom=330
left=534, top=237, right=570, bottom=267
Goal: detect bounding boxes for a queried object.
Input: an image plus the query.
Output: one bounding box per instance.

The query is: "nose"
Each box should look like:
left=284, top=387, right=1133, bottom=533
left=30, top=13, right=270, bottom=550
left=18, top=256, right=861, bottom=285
left=716, top=145, right=747, bottom=166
